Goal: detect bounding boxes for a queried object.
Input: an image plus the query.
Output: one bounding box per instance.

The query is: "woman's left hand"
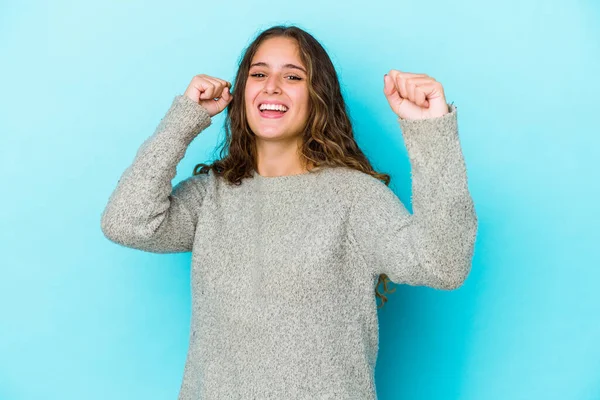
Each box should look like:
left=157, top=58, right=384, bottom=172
left=383, top=69, right=449, bottom=120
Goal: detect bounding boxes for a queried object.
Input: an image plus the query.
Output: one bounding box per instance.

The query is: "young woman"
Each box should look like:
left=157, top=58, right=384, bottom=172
left=101, top=24, right=477, bottom=400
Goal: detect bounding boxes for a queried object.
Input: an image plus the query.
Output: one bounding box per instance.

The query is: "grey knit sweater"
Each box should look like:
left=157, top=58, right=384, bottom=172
left=100, top=94, right=478, bottom=399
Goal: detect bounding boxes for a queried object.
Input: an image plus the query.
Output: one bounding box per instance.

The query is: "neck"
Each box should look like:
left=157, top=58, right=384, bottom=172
left=255, top=137, right=313, bottom=177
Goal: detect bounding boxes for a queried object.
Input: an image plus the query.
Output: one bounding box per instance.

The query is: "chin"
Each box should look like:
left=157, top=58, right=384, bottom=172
left=254, top=130, right=290, bottom=140
left=247, top=114, right=305, bottom=141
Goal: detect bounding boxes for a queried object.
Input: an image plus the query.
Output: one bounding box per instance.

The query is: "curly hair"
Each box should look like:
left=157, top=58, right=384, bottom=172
left=192, top=24, right=397, bottom=309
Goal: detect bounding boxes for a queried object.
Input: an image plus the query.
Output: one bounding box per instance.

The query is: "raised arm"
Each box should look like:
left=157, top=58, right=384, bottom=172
left=349, top=103, right=478, bottom=290
left=100, top=94, right=212, bottom=253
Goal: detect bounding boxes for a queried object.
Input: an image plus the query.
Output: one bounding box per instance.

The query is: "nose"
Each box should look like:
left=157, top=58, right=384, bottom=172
left=263, top=73, right=282, bottom=95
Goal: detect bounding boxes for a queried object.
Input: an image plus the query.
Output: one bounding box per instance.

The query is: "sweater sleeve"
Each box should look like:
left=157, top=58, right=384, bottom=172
left=348, top=104, right=478, bottom=290
left=100, top=95, right=212, bottom=253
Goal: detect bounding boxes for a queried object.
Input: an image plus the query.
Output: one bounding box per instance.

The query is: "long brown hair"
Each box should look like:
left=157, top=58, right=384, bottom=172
left=193, top=24, right=396, bottom=309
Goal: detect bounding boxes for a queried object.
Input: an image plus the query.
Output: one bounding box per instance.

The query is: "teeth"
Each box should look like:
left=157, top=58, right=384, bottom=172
left=259, top=103, right=288, bottom=112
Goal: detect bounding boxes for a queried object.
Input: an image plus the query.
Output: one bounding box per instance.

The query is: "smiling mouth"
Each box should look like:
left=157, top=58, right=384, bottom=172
left=258, top=107, right=288, bottom=118
left=258, top=104, right=288, bottom=111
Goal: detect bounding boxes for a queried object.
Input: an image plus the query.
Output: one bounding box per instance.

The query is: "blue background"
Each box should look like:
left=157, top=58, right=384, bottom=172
left=1, top=0, right=599, bottom=399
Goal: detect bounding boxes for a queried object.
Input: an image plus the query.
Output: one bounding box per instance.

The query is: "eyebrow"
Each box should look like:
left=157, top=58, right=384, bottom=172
left=249, top=62, right=307, bottom=74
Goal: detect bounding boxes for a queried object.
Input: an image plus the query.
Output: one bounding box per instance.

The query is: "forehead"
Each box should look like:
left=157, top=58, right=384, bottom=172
left=251, top=37, right=303, bottom=66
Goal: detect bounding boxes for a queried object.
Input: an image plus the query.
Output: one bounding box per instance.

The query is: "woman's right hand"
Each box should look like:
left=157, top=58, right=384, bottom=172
left=184, top=74, right=233, bottom=118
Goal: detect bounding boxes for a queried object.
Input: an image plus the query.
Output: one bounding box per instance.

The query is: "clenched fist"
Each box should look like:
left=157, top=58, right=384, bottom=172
left=383, top=70, right=449, bottom=121
left=184, top=74, right=233, bottom=118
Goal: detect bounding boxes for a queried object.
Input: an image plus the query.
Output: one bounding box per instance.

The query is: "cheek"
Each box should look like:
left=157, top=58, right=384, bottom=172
left=244, top=85, right=258, bottom=110
left=294, top=89, right=310, bottom=111
left=244, top=96, right=256, bottom=115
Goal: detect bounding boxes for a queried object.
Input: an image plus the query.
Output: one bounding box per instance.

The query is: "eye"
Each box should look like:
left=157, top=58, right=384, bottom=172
left=249, top=73, right=302, bottom=81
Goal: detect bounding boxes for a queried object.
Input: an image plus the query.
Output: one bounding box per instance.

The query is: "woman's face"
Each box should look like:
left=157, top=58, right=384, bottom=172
left=244, top=36, right=310, bottom=142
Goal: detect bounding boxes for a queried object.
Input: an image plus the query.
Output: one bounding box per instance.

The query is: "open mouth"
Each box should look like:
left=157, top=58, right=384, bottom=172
left=258, top=104, right=288, bottom=118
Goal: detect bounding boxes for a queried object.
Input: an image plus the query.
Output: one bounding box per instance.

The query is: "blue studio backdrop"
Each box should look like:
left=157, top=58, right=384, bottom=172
left=1, top=0, right=598, bottom=399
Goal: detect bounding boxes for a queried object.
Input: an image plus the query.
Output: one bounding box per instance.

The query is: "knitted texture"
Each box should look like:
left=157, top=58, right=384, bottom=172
left=101, top=94, right=478, bottom=399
